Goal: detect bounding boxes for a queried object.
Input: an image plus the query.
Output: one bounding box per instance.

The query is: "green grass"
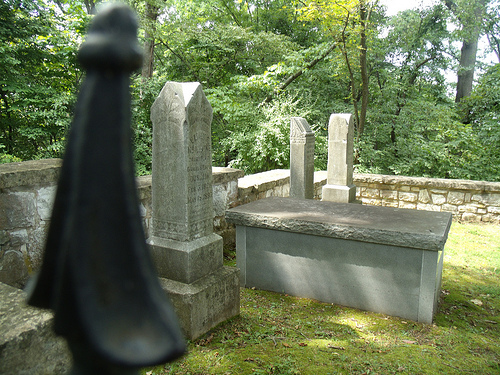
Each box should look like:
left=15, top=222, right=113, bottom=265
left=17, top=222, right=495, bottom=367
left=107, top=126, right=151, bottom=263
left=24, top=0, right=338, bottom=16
left=144, top=222, right=500, bottom=375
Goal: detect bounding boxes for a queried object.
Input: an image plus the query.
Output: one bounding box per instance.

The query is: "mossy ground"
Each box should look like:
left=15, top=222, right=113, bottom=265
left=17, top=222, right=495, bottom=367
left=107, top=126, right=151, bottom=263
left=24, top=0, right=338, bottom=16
left=144, top=222, right=500, bottom=375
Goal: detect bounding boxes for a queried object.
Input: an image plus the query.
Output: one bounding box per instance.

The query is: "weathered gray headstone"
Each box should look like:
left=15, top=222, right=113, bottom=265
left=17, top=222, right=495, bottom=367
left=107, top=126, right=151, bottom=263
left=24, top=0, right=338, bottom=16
left=148, top=82, right=239, bottom=340
left=290, top=117, right=315, bottom=199
left=322, top=113, right=356, bottom=203
left=149, top=82, right=220, bottom=283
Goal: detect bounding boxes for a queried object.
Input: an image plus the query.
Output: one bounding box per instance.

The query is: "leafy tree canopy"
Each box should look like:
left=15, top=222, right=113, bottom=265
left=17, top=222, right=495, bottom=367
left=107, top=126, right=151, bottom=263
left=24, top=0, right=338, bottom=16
left=1, top=0, right=499, bottom=182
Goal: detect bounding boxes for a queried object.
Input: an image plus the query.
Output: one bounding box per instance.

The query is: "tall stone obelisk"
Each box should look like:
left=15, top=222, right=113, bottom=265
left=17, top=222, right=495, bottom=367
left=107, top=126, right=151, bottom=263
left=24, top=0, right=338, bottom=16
left=148, top=82, right=239, bottom=340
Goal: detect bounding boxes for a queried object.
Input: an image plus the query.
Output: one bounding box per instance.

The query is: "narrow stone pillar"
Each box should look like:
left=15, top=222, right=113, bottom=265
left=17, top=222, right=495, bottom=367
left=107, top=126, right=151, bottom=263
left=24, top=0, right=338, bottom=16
left=289, top=117, right=315, bottom=199
left=148, top=82, right=239, bottom=340
left=322, top=113, right=356, bottom=203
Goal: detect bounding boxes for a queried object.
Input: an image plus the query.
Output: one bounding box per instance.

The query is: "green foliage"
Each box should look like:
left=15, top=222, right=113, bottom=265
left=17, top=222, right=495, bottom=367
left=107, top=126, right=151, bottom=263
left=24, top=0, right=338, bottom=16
left=129, top=75, right=167, bottom=176
left=458, top=64, right=500, bottom=180
left=0, top=0, right=87, bottom=161
left=2, top=0, right=500, bottom=182
left=207, top=71, right=330, bottom=174
left=357, top=99, right=493, bottom=180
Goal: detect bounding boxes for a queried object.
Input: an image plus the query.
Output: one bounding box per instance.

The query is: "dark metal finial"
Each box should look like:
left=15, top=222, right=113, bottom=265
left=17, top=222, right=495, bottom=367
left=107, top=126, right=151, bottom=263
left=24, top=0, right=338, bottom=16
left=26, top=3, right=185, bottom=373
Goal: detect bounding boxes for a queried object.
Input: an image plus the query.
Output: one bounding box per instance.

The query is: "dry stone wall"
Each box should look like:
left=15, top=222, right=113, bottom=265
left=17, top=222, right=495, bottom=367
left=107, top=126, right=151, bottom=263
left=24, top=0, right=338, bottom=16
left=237, top=170, right=500, bottom=223
left=354, top=174, right=500, bottom=223
left=237, top=169, right=326, bottom=204
left=0, top=160, right=243, bottom=288
left=1, top=160, right=498, bottom=288
left=0, top=159, right=61, bottom=288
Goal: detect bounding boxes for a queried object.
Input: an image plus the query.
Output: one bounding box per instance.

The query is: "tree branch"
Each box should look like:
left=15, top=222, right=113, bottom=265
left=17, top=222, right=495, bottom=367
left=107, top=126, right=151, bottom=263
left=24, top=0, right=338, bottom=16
left=158, top=37, right=202, bottom=82
left=262, top=42, right=338, bottom=104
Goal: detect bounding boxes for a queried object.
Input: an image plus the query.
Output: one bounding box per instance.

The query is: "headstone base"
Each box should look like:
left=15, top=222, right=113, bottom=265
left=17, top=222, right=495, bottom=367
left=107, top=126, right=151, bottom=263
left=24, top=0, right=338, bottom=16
left=148, top=233, right=223, bottom=284
left=322, top=184, right=357, bottom=203
left=159, top=266, right=240, bottom=340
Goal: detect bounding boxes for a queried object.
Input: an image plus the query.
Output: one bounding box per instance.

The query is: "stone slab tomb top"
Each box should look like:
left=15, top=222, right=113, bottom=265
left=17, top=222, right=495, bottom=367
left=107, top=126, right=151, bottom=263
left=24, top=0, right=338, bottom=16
left=226, top=197, right=452, bottom=251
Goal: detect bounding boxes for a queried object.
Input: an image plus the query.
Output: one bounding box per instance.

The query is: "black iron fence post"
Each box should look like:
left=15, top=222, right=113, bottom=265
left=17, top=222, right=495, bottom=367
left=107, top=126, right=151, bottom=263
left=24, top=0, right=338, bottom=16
left=26, top=3, right=186, bottom=374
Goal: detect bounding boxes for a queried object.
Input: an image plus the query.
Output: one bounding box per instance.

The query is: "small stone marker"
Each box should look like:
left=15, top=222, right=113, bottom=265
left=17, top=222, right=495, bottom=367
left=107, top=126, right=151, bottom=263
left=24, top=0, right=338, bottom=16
left=322, top=113, right=356, bottom=203
left=290, top=117, right=315, bottom=199
left=148, top=81, right=239, bottom=340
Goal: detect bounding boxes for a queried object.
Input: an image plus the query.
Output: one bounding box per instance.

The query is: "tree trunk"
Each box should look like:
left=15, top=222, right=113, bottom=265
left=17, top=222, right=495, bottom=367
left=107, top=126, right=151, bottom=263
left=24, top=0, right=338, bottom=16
left=455, top=34, right=479, bottom=102
left=83, top=0, right=97, bottom=15
left=444, top=0, right=487, bottom=102
left=141, top=3, right=159, bottom=81
left=141, top=36, right=155, bottom=80
left=487, top=33, right=500, bottom=63
left=358, top=0, right=369, bottom=136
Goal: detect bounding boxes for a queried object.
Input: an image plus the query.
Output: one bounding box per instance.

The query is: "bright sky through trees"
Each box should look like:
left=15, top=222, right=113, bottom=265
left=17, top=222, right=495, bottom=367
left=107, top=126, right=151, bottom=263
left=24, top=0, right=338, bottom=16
left=380, top=0, right=437, bottom=16
left=380, top=0, right=495, bottom=65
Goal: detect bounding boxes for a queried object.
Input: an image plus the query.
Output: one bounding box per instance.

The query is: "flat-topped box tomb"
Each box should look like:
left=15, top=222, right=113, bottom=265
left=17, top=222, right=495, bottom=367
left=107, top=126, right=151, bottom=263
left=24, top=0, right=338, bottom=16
left=226, top=197, right=452, bottom=323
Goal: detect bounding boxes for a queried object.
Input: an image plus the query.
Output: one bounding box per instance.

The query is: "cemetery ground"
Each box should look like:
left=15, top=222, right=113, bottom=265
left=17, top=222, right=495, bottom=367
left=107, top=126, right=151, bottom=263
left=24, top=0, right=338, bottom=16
left=145, top=222, right=500, bottom=375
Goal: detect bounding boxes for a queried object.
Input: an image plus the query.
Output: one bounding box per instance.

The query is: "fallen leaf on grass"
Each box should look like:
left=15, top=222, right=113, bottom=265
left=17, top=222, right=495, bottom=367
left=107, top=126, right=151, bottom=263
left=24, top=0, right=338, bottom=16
left=402, top=340, right=417, bottom=344
left=327, top=344, right=345, bottom=350
left=197, top=333, right=214, bottom=346
left=282, top=342, right=291, bottom=348
left=485, top=320, right=497, bottom=324
left=299, top=342, right=308, bottom=347
left=470, top=299, right=483, bottom=306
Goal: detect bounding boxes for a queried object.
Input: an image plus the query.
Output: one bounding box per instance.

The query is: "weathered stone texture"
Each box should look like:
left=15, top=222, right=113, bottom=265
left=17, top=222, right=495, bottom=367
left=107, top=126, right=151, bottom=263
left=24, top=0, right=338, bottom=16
left=382, top=200, right=399, bottom=208
left=399, top=201, right=417, bottom=209
left=0, top=282, right=71, bottom=374
left=488, top=206, right=500, bottom=214
left=322, top=114, right=356, bottom=203
left=0, top=158, right=244, bottom=288
left=227, top=197, right=452, bottom=323
left=238, top=169, right=291, bottom=204
left=418, top=189, right=431, bottom=204
left=148, top=81, right=239, bottom=340
left=354, top=174, right=500, bottom=223
left=0, top=159, right=61, bottom=190
left=0, top=192, right=36, bottom=230
left=417, top=203, right=441, bottom=212
left=381, top=190, right=398, bottom=200
left=2, top=159, right=499, bottom=289
left=289, top=117, right=315, bottom=199
left=448, top=191, right=465, bottom=205
left=364, top=188, right=380, bottom=198
left=362, top=198, right=382, bottom=206
left=431, top=194, right=447, bottom=205
left=399, top=192, right=418, bottom=203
